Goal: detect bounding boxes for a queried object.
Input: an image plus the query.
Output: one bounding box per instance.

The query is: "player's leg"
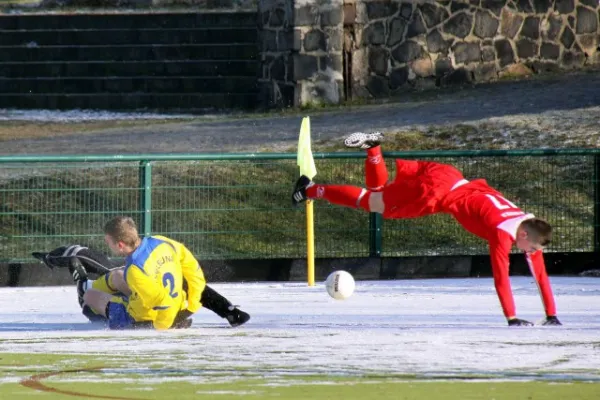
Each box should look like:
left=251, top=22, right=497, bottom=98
left=344, top=132, right=388, bottom=190
left=200, top=285, right=250, bottom=327
left=292, top=176, right=372, bottom=211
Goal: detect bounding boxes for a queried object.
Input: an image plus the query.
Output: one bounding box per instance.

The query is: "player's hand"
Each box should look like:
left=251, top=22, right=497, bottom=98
left=507, top=318, right=534, bottom=326
left=542, top=316, right=562, bottom=326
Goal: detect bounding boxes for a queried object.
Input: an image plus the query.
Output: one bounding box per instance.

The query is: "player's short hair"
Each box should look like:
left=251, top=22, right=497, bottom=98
left=521, top=218, right=552, bottom=246
left=103, top=216, right=139, bottom=247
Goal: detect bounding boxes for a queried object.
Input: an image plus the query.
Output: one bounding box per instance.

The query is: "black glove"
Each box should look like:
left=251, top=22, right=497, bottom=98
left=507, top=318, right=534, bottom=326
left=542, top=316, right=562, bottom=326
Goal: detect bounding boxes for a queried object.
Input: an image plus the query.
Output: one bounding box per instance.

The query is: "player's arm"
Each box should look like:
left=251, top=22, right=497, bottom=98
left=526, top=250, right=561, bottom=325
left=178, top=244, right=206, bottom=314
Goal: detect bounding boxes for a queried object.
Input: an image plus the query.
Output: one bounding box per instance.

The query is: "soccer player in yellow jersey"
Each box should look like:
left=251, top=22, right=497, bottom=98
left=81, top=216, right=185, bottom=330
left=73, top=216, right=250, bottom=330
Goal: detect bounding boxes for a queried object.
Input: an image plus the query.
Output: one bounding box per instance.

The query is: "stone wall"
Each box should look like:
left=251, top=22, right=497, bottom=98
left=258, top=0, right=600, bottom=106
left=350, top=0, right=600, bottom=97
left=258, top=0, right=344, bottom=108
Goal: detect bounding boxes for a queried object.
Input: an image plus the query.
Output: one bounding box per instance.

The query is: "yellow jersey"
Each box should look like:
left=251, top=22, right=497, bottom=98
left=154, top=235, right=206, bottom=313
left=124, top=236, right=187, bottom=330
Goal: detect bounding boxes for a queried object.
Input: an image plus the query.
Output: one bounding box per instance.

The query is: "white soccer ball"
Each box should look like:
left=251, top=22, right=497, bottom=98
left=325, top=270, right=355, bottom=300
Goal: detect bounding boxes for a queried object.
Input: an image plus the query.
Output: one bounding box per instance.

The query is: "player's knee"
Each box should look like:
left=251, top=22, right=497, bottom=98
left=368, top=192, right=385, bottom=213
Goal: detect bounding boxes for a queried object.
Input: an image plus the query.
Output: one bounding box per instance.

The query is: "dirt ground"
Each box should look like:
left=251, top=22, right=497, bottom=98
left=0, top=70, right=599, bottom=155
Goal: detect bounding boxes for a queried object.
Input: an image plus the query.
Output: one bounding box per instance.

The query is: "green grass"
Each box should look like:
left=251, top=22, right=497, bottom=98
left=1, top=353, right=598, bottom=400
left=0, top=132, right=595, bottom=261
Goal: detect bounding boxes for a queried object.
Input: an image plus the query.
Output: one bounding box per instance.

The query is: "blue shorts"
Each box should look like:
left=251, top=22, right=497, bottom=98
left=107, top=302, right=136, bottom=330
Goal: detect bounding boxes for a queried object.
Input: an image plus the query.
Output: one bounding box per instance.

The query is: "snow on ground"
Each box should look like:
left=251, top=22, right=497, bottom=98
left=0, top=109, right=202, bottom=122
left=0, top=277, right=599, bottom=381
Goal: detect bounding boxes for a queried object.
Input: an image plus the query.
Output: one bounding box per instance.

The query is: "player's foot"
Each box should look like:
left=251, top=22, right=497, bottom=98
left=542, top=316, right=562, bottom=326
left=344, top=131, right=383, bottom=149
left=69, top=257, right=88, bottom=282
left=225, top=306, right=250, bottom=327
left=507, top=317, right=534, bottom=327
left=292, top=175, right=313, bottom=206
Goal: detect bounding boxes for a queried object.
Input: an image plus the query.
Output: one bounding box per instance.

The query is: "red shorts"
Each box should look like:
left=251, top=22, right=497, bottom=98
left=381, top=159, right=465, bottom=219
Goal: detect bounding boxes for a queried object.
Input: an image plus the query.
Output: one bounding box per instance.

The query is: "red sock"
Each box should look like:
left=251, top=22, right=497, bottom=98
left=365, top=146, right=388, bottom=191
left=306, top=184, right=369, bottom=210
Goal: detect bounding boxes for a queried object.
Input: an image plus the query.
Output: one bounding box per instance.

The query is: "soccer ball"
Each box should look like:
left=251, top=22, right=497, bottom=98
left=325, top=270, right=355, bottom=300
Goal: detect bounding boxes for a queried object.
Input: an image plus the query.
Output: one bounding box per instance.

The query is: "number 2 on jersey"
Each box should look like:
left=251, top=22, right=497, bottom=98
left=162, top=272, right=179, bottom=298
left=485, top=194, right=518, bottom=210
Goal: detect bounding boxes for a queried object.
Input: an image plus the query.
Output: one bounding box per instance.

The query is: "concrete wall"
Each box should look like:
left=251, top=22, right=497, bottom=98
left=2, top=252, right=597, bottom=287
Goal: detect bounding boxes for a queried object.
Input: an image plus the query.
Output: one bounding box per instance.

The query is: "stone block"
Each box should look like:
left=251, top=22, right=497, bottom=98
left=435, top=57, right=454, bottom=76
left=391, top=40, right=424, bottom=63
left=406, top=10, right=427, bottom=38
left=440, top=68, right=474, bottom=85
left=474, top=63, right=498, bottom=81
left=540, top=41, right=561, bottom=59
left=576, top=6, right=598, bottom=34
left=325, top=27, right=344, bottom=51
left=494, top=38, right=515, bottom=67
left=390, top=66, right=409, bottom=88
left=560, top=26, right=575, bottom=49
left=400, top=2, right=413, bottom=20
left=366, top=75, right=390, bottom=97
left=365, top=1, right=398, bottom=20
left=480, top=0, right=505, bottom=16
left=542, top=14, right=563, bottom=41
left=482, top=46, right=496, bottom=61
left=443, top=12, right=473, bottom=39
left=533, top=0, right=551, bottom=14
left=474, top=10, right=499, bottom=39
left=270, top=7, right=286, bottom=27
left=293, top=54, right=319, bottom=80
left=298, top=73, right=342, bottom=106
left=526, top=60, right=561, bottom=73
left=450, top=2, right=470, bottom=13
left=369, top=46, right=390, bottom=75
left=427, top=29, right=452, bottom=54
left=322, top=8, right=344, bottom=26
left=579, top=0, right=598, bottom=8
left=453, top=41, right=482, bottom=64
left=419, top=3, right=450, bottom=28
left=578, top=34, right=598, bottom=53
left=501, top=8, right=524, bottom=39
left=363, top=21, right=386, bottom=45
left=516, top=38, right=539, bottom=59
left=304, top=29, right=327, bottom=51
left=562, top=50, right=586, bottom=68
left=520, top=16, right=540, bottom=39
left=515, top=0, right=534, bottom=13
left=319, top=54, right=343, bottom=72
left=387, top=17, right=408, bottom=47
left=499, top=62, right=534, bottom=78
left=270, top=56, right=286, bottom=80
left=295, top=5, right=317, bottom=26
left=409, top=56, right=434, bottom=77
left=554, top=0, right=574, bottom=14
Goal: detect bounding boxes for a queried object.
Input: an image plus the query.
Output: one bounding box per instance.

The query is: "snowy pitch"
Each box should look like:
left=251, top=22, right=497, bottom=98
left=0, top=276, right=599, bottom=381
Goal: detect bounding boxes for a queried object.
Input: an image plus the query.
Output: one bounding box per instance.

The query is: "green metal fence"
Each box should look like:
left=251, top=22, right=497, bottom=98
left=0, top=150, right=598, bottom=263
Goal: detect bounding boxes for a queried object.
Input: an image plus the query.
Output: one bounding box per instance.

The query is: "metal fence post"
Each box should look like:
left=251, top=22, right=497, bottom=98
left=139, top=160, right=152, bottom=237
left=369, top=212, right=382, bottom=257
left=595, top=155, right=600, bottom=253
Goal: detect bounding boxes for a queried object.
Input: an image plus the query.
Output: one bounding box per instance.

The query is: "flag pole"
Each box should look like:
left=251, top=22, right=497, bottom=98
left=296, top=116, right=317, bottom=286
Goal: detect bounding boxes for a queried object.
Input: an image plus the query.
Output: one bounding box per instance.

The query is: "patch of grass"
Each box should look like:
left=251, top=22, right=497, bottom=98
left=1, top=353, right=600, bottom=400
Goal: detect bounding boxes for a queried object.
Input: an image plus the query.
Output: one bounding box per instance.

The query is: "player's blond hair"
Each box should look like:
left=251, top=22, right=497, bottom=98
left=103, top=216, right=140, bottom=247
left=521, top=218, right=552, bottom=246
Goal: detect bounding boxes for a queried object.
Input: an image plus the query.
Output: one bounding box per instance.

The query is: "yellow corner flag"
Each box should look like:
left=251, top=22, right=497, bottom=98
left=296, top=116, right=316, bottom=287
left=297, top=116, right=317, bottom=179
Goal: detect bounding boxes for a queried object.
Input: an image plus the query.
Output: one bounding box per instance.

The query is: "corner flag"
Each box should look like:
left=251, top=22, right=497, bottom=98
left=297, top=116, right=317, bottom=179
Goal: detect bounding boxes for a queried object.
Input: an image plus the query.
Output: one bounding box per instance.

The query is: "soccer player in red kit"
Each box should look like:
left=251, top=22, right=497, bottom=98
left=292, top=132, right=561, bottom=327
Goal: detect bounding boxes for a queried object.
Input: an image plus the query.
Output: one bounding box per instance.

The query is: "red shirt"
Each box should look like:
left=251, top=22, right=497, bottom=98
left=440, top=179, right=557, bottom=318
